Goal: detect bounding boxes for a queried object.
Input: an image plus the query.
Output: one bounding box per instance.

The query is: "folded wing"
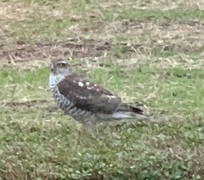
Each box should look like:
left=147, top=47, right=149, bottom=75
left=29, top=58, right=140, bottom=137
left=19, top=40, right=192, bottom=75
left=57, top=74, right=143, bottom=115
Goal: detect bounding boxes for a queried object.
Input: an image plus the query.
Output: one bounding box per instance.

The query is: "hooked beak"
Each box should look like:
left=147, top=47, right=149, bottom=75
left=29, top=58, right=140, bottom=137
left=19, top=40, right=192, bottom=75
left=51, top=65, right=55, bottom=73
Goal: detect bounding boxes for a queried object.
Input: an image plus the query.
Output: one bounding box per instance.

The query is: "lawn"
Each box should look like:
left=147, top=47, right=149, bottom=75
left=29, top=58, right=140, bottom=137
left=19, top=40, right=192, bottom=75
left=0, top=0, right=204, bottom=179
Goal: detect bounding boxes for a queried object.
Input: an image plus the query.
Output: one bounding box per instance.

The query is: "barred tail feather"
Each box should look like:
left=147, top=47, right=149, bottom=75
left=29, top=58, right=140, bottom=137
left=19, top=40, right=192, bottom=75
left=128, top=105, right=143, bottom=115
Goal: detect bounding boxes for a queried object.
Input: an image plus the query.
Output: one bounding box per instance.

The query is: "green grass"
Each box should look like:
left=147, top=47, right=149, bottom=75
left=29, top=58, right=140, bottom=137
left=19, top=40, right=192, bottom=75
left=99, top=8, right=204, bottom=22
left=0, top=66, right=204, bottom=179
left=1, top=0, right=204, bottom=179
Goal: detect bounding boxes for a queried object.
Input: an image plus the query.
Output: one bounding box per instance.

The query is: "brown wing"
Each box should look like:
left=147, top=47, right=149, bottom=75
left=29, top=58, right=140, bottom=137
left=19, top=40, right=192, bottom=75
left=57, top=74, right=126, bottom=114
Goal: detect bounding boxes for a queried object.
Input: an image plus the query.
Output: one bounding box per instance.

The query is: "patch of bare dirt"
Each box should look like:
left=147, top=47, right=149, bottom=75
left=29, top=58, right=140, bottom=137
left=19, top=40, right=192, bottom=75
left=102, top=20, right=204, bottom=53
left=1, top=99, right=59, bottom=113
left=0, top=38, right=111, bottom=64
left=2, top=100, right=49, bottom=107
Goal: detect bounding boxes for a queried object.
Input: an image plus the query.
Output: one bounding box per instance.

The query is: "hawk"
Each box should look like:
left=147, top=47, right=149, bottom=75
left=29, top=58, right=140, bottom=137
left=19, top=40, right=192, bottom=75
left=49, top=59, right=149, bottom=125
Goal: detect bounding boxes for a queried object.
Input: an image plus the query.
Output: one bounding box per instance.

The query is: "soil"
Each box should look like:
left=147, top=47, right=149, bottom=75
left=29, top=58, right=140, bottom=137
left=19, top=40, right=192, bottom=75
left=0, top=38, right=112, bottom=64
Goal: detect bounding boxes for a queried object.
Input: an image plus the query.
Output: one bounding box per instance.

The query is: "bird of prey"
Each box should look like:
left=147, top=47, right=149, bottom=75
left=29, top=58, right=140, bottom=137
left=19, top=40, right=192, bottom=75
left=49, top=59, right=149, bottom=126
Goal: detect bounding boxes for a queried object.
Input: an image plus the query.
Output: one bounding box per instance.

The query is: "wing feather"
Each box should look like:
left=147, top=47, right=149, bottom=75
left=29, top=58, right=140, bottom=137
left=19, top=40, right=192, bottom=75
left=57, top=74, right=123, bottom=114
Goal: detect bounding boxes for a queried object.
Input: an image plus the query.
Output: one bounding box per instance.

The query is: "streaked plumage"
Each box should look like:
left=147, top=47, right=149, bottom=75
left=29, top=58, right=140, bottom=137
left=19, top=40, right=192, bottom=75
left=49, top=59, right=149, bottom=125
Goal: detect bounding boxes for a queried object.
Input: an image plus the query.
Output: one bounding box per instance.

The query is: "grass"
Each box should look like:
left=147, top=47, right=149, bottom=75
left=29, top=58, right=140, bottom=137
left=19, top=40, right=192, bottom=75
left=1, top=66, right=204, bottom=179
left=0, top=0, right=204, bottom=179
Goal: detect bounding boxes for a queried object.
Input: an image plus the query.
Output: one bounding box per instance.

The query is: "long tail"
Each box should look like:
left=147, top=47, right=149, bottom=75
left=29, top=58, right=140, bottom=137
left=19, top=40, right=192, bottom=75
left=112, top=111, right=149, bottom=120
left=112, top=105, right=154, bottom=121
left=129, top=105, right=143, bottom=115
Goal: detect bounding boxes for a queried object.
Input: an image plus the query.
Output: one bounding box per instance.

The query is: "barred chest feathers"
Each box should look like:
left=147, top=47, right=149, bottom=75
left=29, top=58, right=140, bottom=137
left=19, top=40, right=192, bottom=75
left=49, top=73, right=93, bottom=123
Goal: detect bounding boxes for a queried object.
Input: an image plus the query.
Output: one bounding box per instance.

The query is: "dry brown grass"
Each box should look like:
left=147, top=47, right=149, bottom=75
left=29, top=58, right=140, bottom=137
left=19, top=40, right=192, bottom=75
left=1, top=1, right=204, bottom=179
left=0, top=0, right=204, bottom=68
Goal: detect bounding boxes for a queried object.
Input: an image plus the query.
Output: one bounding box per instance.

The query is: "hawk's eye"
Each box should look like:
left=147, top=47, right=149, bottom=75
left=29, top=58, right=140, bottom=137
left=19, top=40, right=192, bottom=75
left=57, top=63, right=66, bottom=68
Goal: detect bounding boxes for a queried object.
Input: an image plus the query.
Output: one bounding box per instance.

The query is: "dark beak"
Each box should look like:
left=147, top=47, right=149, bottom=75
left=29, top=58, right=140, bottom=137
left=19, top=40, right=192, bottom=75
left=51, top=65, right=55, bottom=72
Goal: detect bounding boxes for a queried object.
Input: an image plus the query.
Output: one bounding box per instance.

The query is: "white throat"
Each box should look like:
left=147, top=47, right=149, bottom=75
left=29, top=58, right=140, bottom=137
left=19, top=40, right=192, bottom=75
left=49, top=73, right=66, bottom=90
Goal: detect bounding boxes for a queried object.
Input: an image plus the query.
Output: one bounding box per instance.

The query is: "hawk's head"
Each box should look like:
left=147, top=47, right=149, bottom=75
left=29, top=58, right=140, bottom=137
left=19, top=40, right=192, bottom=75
left=51, top=59, right=71, bottom=75
left=49, top=59, right=71, bottom=90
